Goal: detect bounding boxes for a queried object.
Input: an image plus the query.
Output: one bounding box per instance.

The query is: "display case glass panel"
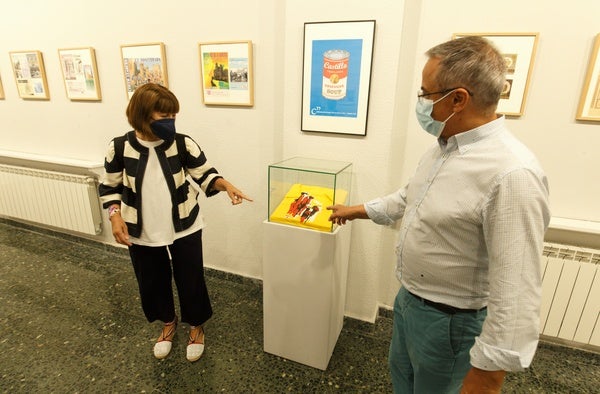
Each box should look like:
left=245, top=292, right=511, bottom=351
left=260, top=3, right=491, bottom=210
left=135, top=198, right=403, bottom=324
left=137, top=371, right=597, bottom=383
left=268, top=157, right=352, bottom=232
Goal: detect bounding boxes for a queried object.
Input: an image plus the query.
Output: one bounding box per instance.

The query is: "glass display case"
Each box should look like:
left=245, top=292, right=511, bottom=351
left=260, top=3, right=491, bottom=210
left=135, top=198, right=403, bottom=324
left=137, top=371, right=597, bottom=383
left=268, top=157, right=352, bottom=232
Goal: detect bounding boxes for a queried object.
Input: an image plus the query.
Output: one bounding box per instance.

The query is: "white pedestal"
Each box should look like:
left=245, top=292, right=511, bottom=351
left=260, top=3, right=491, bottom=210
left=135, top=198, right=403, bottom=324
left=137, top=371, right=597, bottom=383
left=262, top=220, right=352, bottom=370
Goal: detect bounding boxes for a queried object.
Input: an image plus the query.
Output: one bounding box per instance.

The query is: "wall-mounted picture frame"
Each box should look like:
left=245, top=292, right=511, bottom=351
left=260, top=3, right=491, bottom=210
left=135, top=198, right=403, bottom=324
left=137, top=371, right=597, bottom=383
left=576, top=33, right=600, bottom=121
left=58, top=47, right=102, bottom=101
left=0, top=74, right=4, bottom=99
left=120, top=42, right=168, bottom=99
left=198, top=40, right=254, bottom=106
left=453, top=32, right=539, bottom=117
left=301, top=20, right=376, bottom=136
left=9, top=50, right=50, bottom=100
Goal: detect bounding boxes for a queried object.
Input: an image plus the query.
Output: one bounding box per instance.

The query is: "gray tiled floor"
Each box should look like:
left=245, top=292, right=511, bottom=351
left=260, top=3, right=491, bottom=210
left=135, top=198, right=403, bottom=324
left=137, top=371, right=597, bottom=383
left=0, top=220, right=598, bottom=393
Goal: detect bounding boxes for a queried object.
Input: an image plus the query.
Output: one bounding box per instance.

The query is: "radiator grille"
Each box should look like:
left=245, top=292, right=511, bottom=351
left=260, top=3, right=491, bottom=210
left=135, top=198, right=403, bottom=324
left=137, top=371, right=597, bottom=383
left=540, top=243, right=600, bottom=347
left=543, top=244, right=600, bottom=264
left=0, top=164, right=102, bottom=235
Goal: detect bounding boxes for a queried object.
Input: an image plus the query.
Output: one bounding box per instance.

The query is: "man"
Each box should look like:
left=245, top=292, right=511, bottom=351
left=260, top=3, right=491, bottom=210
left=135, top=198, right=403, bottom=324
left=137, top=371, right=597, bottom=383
left=328, top=36, right=550, bottom=393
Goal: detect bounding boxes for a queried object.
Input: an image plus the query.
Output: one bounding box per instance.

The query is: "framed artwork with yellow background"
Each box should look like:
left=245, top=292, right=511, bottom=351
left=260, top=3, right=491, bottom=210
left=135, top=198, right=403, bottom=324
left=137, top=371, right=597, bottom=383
left=198, top=40, right=254, bottom=106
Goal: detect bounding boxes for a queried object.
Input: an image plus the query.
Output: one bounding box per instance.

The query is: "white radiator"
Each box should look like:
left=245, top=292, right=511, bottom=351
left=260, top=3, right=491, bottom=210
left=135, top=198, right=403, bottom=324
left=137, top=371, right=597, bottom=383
left=541, top=243, right=600, bottom=347
left=0, top=164, right=102, bottom=235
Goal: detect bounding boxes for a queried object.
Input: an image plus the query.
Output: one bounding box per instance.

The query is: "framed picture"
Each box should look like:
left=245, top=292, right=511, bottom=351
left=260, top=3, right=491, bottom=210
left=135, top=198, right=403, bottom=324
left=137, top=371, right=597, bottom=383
left=198, top=40, right=254, bottom=106
left=576, top=34, right=600, bottom=121
left=120, top=42, right=168, bottom=99
left=9, top=50, right=50, bottom=100
left=453, top=33, right=539, bottom=116
left=58, top=47, right=102, bottom=101
left=301, top=20, right=376, bottom=135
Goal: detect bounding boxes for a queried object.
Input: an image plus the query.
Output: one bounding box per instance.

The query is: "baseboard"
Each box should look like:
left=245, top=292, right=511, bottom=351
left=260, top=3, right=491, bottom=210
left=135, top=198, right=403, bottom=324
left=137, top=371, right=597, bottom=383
left=540, top=335, right=600, bottom=354
left=377, top=305, right=394, bottom=319
left=0, top=217, right=128, bottom=255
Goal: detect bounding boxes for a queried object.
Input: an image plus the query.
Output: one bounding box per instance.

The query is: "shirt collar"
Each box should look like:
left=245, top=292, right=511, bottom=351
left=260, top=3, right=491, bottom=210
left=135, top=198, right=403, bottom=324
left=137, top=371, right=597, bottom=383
left=438, top=115, right=505, bottom=154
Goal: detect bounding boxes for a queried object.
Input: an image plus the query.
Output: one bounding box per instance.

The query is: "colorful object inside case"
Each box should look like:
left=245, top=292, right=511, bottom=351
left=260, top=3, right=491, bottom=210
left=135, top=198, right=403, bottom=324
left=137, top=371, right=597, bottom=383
left=269, top=183, right=347, bottom=232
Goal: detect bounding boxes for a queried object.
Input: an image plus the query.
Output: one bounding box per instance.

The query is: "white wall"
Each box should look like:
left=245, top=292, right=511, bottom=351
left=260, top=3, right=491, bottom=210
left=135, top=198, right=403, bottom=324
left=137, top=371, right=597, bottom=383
left=1, top=0, right=599, bottom=323
left=0, top=0, right=278, bottom=282
left=406, top=1, right=600, bottom=225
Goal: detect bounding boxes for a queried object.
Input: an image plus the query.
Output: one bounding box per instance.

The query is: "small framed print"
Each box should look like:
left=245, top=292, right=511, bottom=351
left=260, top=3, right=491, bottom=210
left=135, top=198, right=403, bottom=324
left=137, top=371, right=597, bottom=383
left=9, top=50, right=50, bottom=100
left=58, top=47, right=102, bottom=101
left=576, top=34, right=600, bottom=121
left=198, top=40, right=254, bottom=106
left=302, top=20, right=376, bottom=135
left=120, top=42, right=168, bottom=99
left=453, top=33, right=539, bottom=116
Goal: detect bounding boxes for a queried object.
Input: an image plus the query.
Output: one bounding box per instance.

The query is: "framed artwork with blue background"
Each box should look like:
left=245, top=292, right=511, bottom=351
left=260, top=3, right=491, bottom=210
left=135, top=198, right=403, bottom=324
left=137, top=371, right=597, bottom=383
left=302, top=20, right=376, bottom=135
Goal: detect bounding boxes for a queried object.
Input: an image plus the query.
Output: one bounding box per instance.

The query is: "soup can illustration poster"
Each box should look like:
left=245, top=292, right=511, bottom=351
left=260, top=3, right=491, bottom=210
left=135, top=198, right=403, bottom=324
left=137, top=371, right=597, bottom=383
left=322, top=49, right=349, bottom=100
left=309, top=39, right=363, bottom=118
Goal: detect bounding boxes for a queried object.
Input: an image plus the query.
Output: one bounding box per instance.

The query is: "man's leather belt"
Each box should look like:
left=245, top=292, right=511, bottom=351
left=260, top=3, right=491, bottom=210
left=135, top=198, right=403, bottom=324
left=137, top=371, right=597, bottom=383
left=408, top=291, right=487, bottom=315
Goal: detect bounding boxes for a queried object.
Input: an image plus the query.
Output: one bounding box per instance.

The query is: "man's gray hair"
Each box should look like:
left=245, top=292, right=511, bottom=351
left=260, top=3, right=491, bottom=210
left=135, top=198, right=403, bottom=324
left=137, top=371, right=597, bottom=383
left=426, top=36, right=507, bottom=113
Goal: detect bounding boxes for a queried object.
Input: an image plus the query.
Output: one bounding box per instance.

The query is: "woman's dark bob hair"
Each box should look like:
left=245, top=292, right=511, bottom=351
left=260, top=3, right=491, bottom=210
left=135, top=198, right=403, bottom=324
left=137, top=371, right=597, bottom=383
left=126, top=83, right=179, bottom=137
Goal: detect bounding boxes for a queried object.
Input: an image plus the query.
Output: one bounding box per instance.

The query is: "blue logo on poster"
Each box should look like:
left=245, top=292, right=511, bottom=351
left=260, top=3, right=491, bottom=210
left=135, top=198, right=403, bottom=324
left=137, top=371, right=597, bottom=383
left=310, top=39, right=363, bottom=118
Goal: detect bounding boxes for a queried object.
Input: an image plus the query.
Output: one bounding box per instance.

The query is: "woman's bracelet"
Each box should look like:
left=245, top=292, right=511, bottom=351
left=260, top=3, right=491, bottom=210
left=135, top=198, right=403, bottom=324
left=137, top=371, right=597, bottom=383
left=108, top=205, right=121, bottom=218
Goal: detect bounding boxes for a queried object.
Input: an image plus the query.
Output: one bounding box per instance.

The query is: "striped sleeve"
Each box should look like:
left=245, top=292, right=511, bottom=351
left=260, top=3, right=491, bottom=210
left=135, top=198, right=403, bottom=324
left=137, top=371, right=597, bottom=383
left=98, top=139, right=124, bottom=208
left=183, top=136, right=221, bottom=196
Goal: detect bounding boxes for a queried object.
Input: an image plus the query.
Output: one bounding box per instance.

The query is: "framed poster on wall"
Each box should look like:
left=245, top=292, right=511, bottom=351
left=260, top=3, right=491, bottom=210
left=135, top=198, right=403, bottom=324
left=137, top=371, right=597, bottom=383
left=576, top=33, right=600, bottom=121
left=198, top=40, right=254, bottom=106
left=58, top=47, right=102, bottom=101
left=301, top=20, right=376, bottom=136
left=120, top=42, right=168, bottom=99
left=9, top=50, right=50, bottom=100
left=453, top=32, right=539, bottom=117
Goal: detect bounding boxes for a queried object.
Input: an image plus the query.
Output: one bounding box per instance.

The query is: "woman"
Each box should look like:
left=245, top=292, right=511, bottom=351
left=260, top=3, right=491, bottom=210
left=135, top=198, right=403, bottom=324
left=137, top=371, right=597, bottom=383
left=99, top=83, right=251, bottom=361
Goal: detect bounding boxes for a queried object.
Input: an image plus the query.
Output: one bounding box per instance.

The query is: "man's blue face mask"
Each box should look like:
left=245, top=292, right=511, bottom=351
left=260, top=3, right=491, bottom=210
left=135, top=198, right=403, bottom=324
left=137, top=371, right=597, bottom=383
left=415, top=89, right=456, bottom=138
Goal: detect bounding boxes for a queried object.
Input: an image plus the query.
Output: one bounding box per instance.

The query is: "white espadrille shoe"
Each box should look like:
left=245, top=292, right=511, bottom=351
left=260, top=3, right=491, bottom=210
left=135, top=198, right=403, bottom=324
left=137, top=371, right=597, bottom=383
left=186, top=326, right=205, bottom=362
left=153, top=318, right=177, bottom=359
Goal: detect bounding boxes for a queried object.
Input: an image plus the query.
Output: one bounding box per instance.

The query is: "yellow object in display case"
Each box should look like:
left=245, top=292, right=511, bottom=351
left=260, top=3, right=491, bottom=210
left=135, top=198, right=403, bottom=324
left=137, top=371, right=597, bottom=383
left=268, top=157, right=352, bottom=233
left=269, top=184, right=348, bottom=232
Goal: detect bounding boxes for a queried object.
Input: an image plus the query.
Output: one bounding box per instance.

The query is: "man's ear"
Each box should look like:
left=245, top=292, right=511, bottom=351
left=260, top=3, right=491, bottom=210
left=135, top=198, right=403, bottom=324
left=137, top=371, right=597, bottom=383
left=452, top=88, right=470, bottom=111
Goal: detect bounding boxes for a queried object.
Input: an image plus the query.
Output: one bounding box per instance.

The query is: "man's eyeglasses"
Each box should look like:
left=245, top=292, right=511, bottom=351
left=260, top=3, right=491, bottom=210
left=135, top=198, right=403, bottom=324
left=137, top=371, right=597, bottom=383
left=417, top=87, right=472, bottom=103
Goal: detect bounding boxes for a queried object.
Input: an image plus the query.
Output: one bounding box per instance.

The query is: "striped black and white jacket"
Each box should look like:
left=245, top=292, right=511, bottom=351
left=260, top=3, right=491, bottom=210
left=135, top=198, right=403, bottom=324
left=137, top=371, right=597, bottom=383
left=99, top=130, right=222, bottom=238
